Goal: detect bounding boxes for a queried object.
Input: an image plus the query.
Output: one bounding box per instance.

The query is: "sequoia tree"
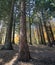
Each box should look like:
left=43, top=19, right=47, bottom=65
left=18, top=0, right=31, bottom=61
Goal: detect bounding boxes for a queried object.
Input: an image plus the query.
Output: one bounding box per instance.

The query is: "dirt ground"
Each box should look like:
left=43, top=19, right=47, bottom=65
left=0, top=44, right=55, bottom=65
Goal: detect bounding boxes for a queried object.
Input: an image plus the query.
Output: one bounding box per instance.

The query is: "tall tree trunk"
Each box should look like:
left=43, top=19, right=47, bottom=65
left=36, top=24, right=41, bottom=44
left=12, top=12, right=16, bottom=44
left=41, top=11, right=53, bottom=47
left=0, top=32, right=2, bottom=44
left=1, top=0, right=15, bottom=50
left=18, top=0, right=31, bottom=61
left=48, top=21, right=54, bottom=42
left=29, top=0, right=32, bottom=45
left=39, top=17, right=46, bottom=45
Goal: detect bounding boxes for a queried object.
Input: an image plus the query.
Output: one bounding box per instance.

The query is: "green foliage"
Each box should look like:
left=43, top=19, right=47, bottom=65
left=0, top=0, right=12, bottom=20
left=35, top=0, right=55, bottom=12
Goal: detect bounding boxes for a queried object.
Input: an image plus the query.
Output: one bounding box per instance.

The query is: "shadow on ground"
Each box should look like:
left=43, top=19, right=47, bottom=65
left=0, top=44, right=18, bottom=65
left=12, top=56, right=55, bottom=65
left=13, top=45, right=55, bottom=65
left=0, top=45, right=55, bottom=65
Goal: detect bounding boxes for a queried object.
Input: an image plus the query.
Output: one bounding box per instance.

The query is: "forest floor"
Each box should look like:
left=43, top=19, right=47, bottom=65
left=0, top=44, right=55, bottom=65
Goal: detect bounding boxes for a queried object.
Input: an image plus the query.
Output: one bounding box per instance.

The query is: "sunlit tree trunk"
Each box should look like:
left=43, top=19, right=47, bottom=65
left=41, top=11, right=53, bottom=47
left=36, top=24, right=41, bottom=44
left=39, top=17, right=46, bottom=45
left=1, top=0, right=15, bottom=50
left=18, top=0, right=31, bottom=61
left=29, top=0, right=32, bottom=45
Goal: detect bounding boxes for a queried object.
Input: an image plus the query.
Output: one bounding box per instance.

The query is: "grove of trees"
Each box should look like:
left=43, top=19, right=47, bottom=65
left=0, top=0, right=55, bottom=61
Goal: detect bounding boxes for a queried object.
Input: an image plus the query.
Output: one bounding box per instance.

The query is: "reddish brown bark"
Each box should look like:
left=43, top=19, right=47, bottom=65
left=18, top=0, right=30, bottom=61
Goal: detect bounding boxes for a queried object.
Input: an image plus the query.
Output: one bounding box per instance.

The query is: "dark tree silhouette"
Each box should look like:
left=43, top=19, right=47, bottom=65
left=1, top=0, right=15, bottom=50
